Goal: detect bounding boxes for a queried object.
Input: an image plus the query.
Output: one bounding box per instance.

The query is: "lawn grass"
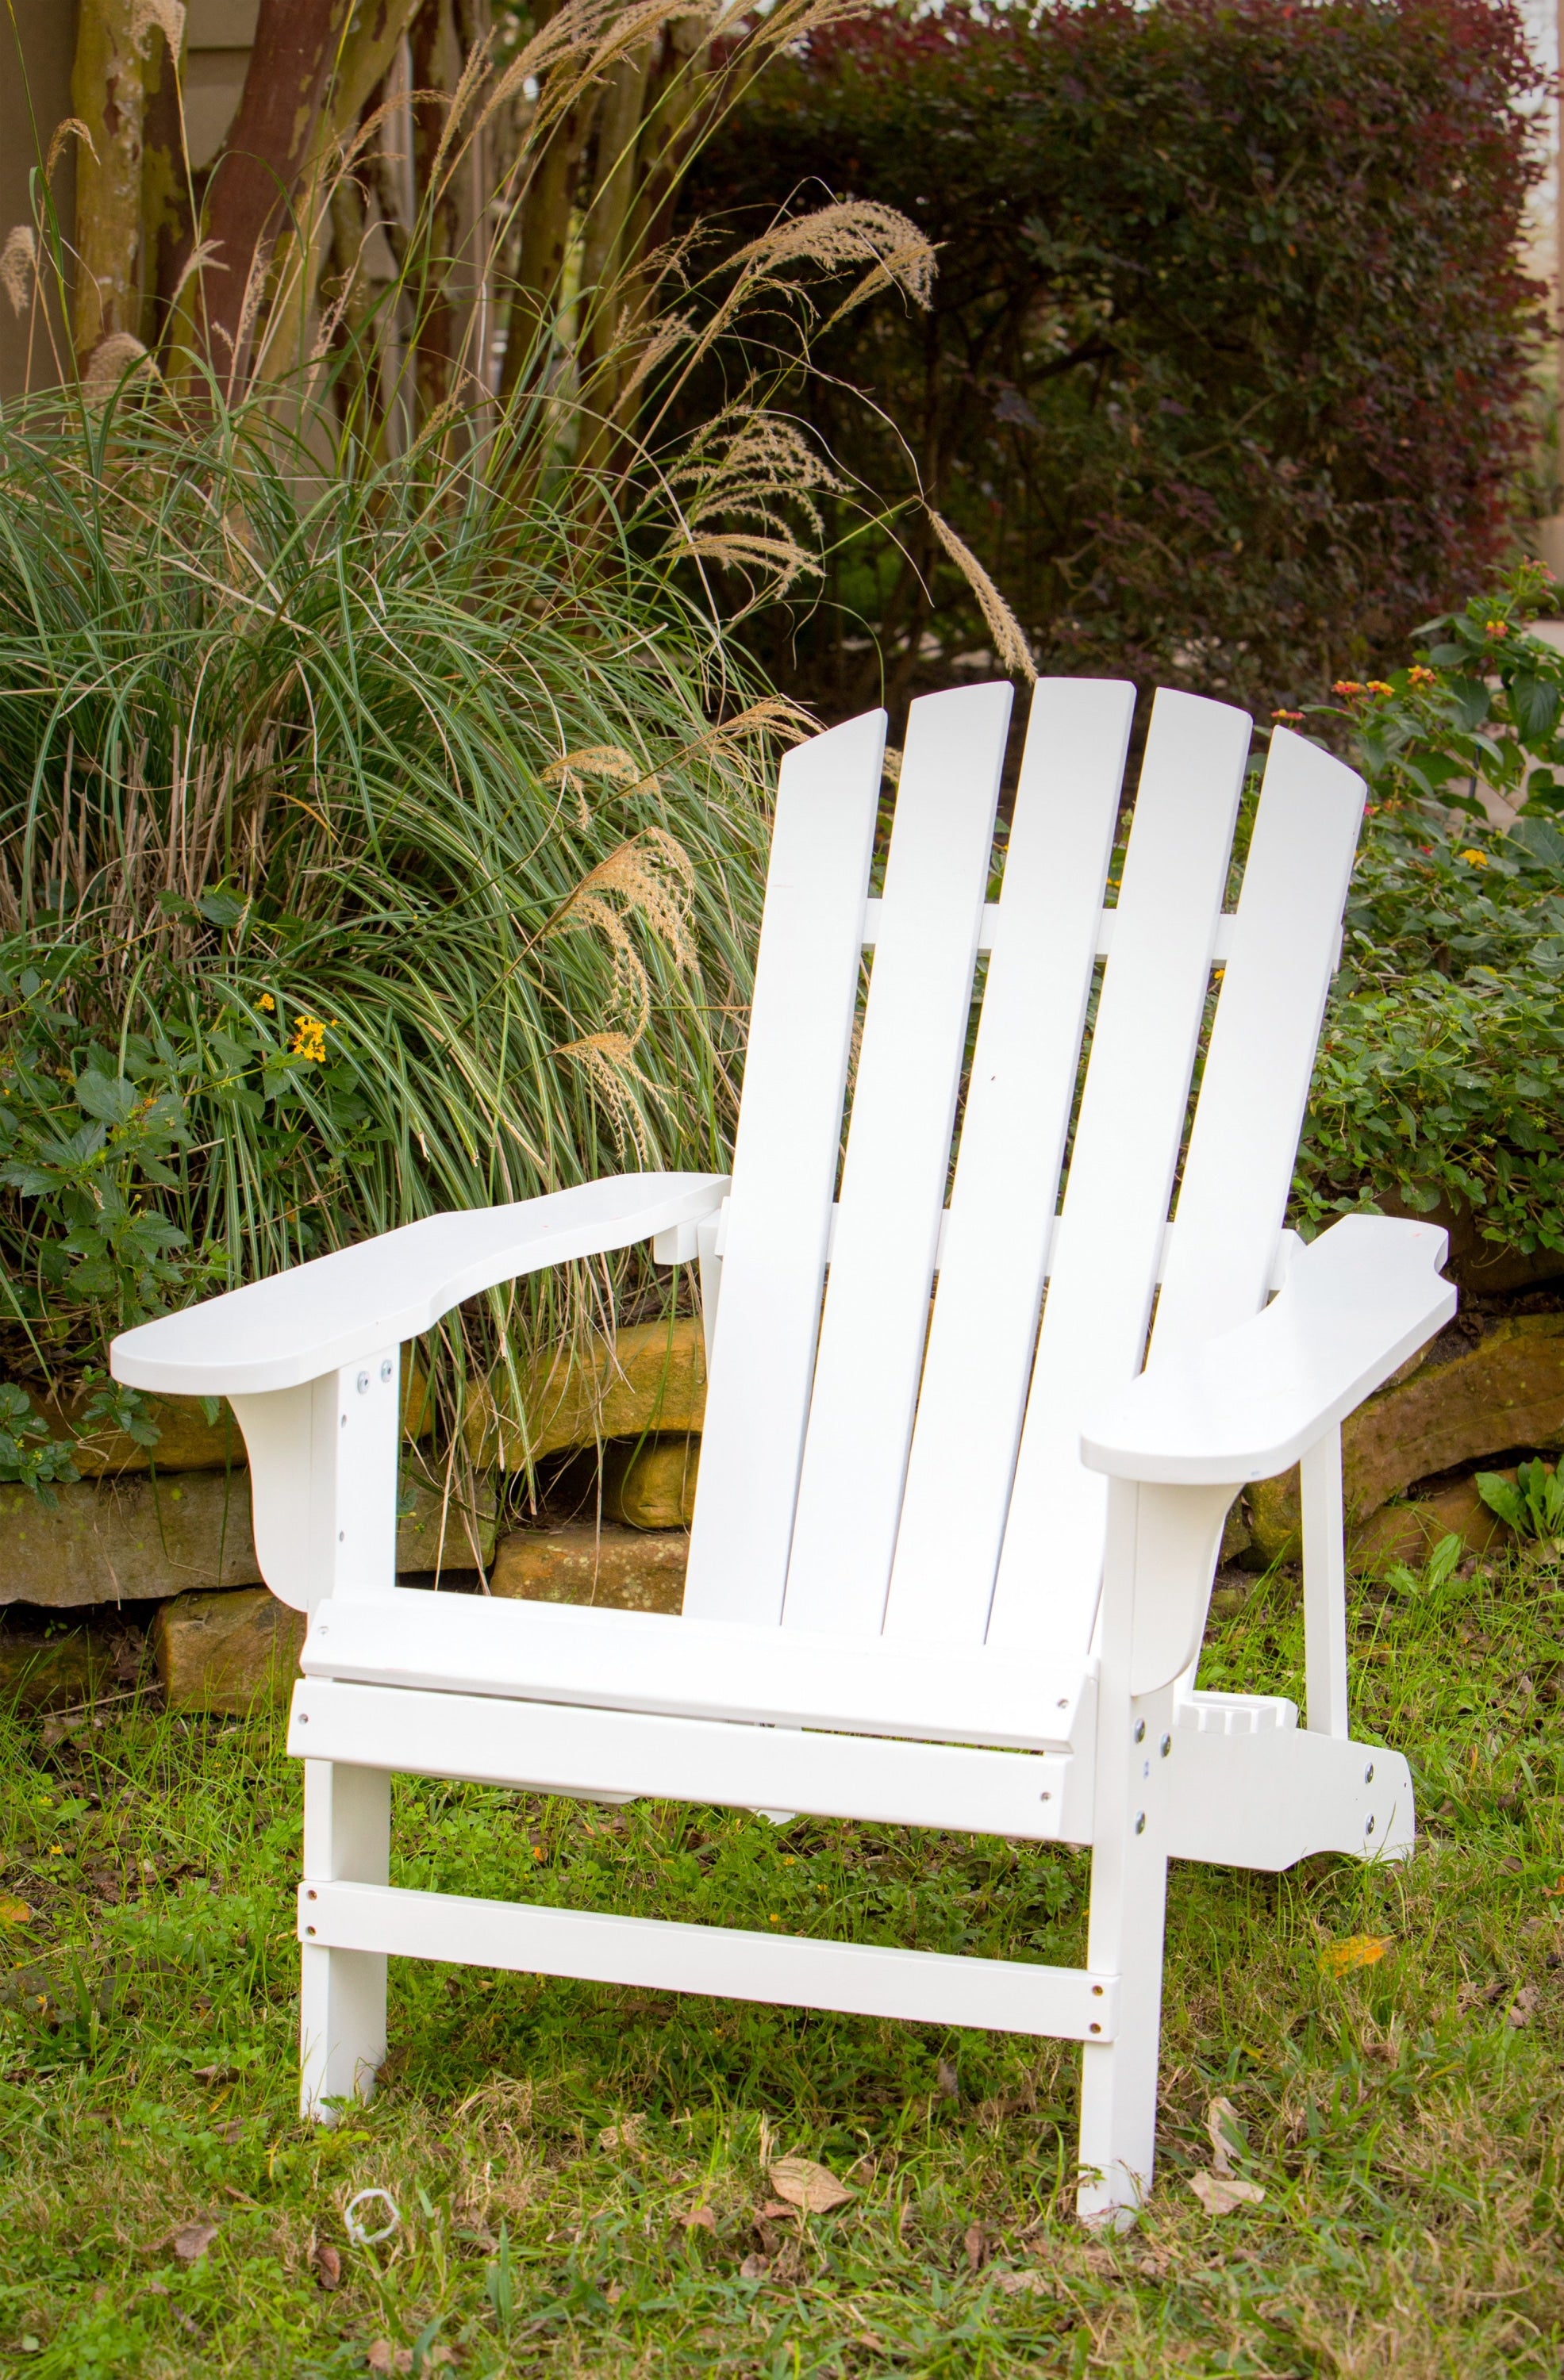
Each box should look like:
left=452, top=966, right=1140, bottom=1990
left=2, top=1545, right=1562, bottom=2377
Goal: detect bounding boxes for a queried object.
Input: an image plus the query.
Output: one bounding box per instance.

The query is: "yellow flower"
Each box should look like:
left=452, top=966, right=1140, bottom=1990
left=290, top=1016, right=328, bottom=1063
left=1271, top=708, right=1304, bottom=724
left=1460, top=849, right=1489, bottom=867
left=258, top=992, right=275, bottom=1012
left=1485, top=620, right=1508, bottom=636
left=1366, top=680, right=1394, bottom=697
left=1407, top=665, right=1437, bottom=687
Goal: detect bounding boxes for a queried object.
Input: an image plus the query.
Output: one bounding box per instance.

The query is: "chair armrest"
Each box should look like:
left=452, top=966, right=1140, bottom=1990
left=1081, top=1214, right=1455, bottom=1486
left=110, top=1172, right=729, bottom=1398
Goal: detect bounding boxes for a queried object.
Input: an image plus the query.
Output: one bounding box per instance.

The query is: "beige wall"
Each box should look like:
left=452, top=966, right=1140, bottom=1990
left=186, top=0, right=257, bottom=169
left=1, top=0, right=78, bottom=398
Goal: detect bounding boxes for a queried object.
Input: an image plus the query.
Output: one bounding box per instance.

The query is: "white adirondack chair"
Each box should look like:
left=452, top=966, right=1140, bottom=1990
left=111, top=680, right=1455, bottom=2225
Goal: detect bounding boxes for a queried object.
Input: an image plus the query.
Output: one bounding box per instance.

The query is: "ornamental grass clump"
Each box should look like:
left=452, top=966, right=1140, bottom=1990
left=0, top=386, right=784, bottom=1462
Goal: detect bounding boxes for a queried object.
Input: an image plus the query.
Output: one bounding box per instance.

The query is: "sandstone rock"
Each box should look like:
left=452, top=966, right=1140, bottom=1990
left=465, top=1318, right=705, bottom=1470
left=153, top=1586, right=307, bottom=1714
left=601, top=1435, right=700, bottom=1530
left=0, top=1472, right=494, bottom=1607
left=1352, top=1473, right=1519, bottom=1572
left=1219, top=1499, right=1251, bottom=1565
left=1247, top=1311, right=1564, bottom=1564
left=490, top=1522, right=686, bottom=1614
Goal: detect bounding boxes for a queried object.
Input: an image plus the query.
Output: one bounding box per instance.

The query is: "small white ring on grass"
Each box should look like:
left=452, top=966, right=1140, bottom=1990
left=343, top=2188, right=401, bottom=2246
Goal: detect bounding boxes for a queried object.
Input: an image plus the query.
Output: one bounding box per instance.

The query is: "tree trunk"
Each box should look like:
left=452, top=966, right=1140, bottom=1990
left=409, top=0, right=458, bottom=417
left=70, top=0, right=159, bottom=368
left=139, top=11, right=191, bottom=356
left=195, top=0, right=354, bottom=393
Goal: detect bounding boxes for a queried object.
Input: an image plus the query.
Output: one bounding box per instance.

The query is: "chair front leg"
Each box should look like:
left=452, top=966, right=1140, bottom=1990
left=1301, top=1426, right=1349, bottom=1737
left=1078, top=1480, right=1180, bottom=2228
left=300, top=1758, right=390, bottom=2121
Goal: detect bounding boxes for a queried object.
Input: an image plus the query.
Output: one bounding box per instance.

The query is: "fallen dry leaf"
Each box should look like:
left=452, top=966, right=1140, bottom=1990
left=1508, top=1987, right=1539, bottom=2029
left=170, top=2221, right=219, bottom=2265
left=1205, top=2096, right=1244, bottom=2178
left=1319, top=1935, right=1393, bottom=1977
left=963, top=2221, right=990, bottom=2272
left=309, top=2240, right=342, bottom=2290
left=755, top=2198, right=797, bottom=2222
left=1188, top=2171, right=1265, bottom=2217
left=0, top=1897, right=32, bottom=1926
left=739, top=2251, right=770, bottom=2280
left=216, top=2120, right=245, bottom=2146
left=936, top=2058, right=960, bottom=2101
left=597, top=2113, right=646, bottom=2154
left=678, top=2205, right=717, bottom=2234
left=769, top=2155, right=854, bottom=2215
left=993, top=2268, right=1052, bottom=2297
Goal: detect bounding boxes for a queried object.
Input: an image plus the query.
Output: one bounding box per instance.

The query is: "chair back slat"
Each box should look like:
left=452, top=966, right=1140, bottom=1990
left=782, top=685, right=1013, bottom=1633
left=882, top=680, right=1134, bottom=1645
left=986, top=689, right=1253, bottom=1655
left=681, top=709, right=885, bottom=1626
left=1150, top=727, right=1365, bottom=1362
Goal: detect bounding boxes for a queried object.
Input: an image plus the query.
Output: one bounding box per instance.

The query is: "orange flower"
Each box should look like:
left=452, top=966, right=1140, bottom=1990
left=1485, top=620, right=1508, bottom=638
left=1366, top=680, right=1393, bottom=697
left=1332, top=681, right=1366, bottom=698
left=1406, top=665, right=1437, bottom=687
left=1270, top=708, right=1304, bottom=724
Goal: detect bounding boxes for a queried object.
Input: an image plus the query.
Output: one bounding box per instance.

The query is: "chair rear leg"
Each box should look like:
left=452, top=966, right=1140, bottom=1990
left=1077, top=1680, right=1175, bottom=2228
left=300, top=1759, right=390, bottom=2123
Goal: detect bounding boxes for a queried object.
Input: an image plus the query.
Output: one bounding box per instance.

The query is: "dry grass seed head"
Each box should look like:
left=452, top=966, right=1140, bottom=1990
left=552, top=1031, right=659, bottom=1163
left=541, top=744, right=655, bottom=827
left=82, top=333, right=158, bottom=405
left=675, top=527, right=819, bottom=597
left=928, top=508, right=1036, bottom=681
left=689, top=696, right=816, bottom=761
left=551, top=827, right=698, bottom=975
left=697, top=199, right=935, bottom=359
left=1, top=227, right=37, bottom=317
left=671, top=408, right=844, bottom=539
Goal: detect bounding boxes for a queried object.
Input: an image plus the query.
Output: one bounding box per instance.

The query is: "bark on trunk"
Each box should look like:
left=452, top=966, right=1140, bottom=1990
left=196, top=0, right=354, bottom=393
left=70, top=0, right=156, bottom=367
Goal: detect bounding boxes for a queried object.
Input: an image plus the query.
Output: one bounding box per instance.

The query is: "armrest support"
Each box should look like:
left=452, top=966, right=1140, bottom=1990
left=110, top=1172, right=729, bottom=1398
left=1081, top=1214, right=1455, bottom=1487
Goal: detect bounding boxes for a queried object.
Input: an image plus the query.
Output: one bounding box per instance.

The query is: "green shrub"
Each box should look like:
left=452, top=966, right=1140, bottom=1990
left=683, top=0, right=1546, bottom=716
left=1290, top=564, right=1564, bottom=1266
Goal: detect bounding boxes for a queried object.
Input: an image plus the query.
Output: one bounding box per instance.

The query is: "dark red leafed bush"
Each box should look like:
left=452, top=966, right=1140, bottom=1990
left=682, top=0, right=1549, bottom=716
